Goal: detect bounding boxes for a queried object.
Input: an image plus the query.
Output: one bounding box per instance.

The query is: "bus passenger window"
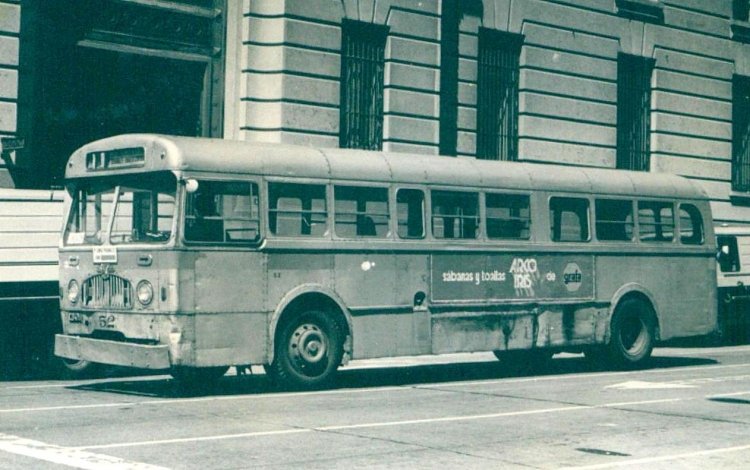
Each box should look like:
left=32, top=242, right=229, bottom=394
left=334, top=186, right=389, bottom=238
left=432, top=191, right=479, bottom=239
left=486, top=193, right=530, bottom=240
left=638, top=201, right=674, bottom=242
left=679, top=204, right=704, bottom=245
left=595, top=199, right=634, bottom=241
left=397, top=189, right=425, bottom=239
left=184, top=181, right=260, bottom=244
left=268, top=183, right=327, bottom=237
left=550, top=197, right=589, bottom=242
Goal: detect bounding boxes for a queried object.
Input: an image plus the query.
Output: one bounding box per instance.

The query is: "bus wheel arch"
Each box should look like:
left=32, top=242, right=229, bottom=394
left=267, top=289, right=351, bottom=389
left=604, top=290, right=660, bottom=368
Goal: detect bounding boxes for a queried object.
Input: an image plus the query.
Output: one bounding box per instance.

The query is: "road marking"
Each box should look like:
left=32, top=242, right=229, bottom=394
left=605, top=380, right=696, bottom=390
left=706, top=390, right=750, bottom=398
left=0, top=433, right=169, bottom=470
left=560, top=443, right=750, bottom=469
left=76, top=398, right=680, bottom=451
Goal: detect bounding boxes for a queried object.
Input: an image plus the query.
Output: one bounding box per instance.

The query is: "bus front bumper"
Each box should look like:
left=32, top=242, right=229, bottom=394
left=55, top=334, right=171, bottom=370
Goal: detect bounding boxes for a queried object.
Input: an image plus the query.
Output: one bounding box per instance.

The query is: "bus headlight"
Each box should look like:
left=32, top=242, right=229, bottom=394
left=136, top=280, right=154, bottom=305
left=67, top=280, right=80, bottom=304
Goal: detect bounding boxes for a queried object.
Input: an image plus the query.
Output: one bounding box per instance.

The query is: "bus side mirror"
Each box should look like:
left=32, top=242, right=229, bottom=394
left=184, top=179, right=199, bottom=193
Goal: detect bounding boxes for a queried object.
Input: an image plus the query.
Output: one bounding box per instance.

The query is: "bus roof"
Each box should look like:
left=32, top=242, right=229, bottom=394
left=67, top=134, right=708, bottom=200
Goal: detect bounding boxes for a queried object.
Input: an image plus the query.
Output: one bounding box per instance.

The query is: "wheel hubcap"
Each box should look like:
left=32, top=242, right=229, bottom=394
left=289, top=323, right=328, bottom=375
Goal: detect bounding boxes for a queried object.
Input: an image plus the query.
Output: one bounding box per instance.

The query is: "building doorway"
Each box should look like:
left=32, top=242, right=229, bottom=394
left=18, top=0, right=226, bottom=188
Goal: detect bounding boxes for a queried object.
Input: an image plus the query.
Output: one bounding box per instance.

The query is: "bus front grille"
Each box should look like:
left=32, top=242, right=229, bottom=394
left=82, top=274, right=133, bottom=309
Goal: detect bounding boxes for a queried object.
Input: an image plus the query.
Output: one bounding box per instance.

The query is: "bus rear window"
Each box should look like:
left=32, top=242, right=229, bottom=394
left=595, top=199, right=634, bottom=241
left=679, top=204, right=704, bottom=245
left=269, top=183, right=327, bottom=237
left=550, top=197, right=589, bottom=242
left=334, top=186, right=389, bottom=238
left=638, top=201, right=674, bottom=242
left=184, top=181, right=260, bottom=244
left=431, top=191, right=479, bottom=239
left=486, top=193, right=530, bottom=240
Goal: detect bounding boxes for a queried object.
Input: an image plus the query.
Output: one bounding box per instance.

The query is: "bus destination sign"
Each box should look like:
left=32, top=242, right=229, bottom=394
left=431, top=254, right=594, bottom=302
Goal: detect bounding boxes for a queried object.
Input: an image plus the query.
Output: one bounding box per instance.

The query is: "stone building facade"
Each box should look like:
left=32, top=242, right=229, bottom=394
left=1, top=0, right=750, bottom=224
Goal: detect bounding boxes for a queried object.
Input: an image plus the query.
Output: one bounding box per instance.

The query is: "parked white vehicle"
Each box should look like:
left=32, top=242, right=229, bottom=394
left=715, top=225, right=750, bottom=343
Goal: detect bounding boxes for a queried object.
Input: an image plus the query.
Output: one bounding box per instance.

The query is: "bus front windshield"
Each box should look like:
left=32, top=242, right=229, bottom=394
left=64, top=173, right=177, bottom=246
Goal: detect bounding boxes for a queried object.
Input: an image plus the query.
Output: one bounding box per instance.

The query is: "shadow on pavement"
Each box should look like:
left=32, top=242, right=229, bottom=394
left=70, top=353, right=718, bottom=399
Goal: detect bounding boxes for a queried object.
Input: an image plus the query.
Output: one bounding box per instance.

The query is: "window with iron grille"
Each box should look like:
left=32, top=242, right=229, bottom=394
left=735, top=0, right=750, bottom=22
left=339, top=20, right=389, bottom=150
left=616, top=54, right=654, bottom=171
left=476, top=28, right=523, bottom=161
left=733, top=75, right=750, bottom=192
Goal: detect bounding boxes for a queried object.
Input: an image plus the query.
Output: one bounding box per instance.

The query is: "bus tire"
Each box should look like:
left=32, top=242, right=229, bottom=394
left=269, top=309, right=343, bottom=389
left=606, top=297, right=656, bottom=368
left=57, top=358, right=99, bottom=380
left=171, top=365, right=229, bottom=384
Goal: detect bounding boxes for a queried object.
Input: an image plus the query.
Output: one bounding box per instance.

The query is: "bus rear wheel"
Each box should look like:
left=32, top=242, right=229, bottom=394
left=606, top=298, right=656, bottom=368
left=268, top=310, right=343, bottom=389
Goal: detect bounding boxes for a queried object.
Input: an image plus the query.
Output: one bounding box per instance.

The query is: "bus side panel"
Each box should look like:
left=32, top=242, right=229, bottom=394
left=595, top=255, right=717, bottom=340
left=337, top=253, right=430, bottom=359
left=190, top=251, right=268, bottom=366
left=429, top=252, right=604, bottom=353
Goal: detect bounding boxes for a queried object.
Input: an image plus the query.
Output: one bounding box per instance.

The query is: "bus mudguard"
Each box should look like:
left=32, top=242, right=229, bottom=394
left=608, top=282, right=661, bottom=340
left=268, top=284, right=354, bottom=365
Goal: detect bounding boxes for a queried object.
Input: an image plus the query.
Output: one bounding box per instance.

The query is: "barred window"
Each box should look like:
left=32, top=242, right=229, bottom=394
left=476, top=28, right=523, bottom=161
left=733, top=75, right=750, bottom=191
left=735, top=0, right=750, bottom=22
left=339, top=20, right=388, bottom=150
left=616, top=54, right=654, bottom=171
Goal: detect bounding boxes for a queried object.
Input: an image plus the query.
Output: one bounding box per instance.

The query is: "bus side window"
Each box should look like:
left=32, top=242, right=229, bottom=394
left=396, top=189, right=425, bottom=239
left=334, top=186, right=389, bottom=238
left=268, top=183, right=327, bottom=237
left=638, top=201, right=674, bottom=242
left=184, top=181, right=260, bottom=243
left=550, top=197, right=590, bottom=242
left=679, top=204, right=704, bottom=245
left=486, top=193, right=530, bottom=240
left=432, top=191, right=479, bottom=239
left=595, top=199, right=634, bottom=241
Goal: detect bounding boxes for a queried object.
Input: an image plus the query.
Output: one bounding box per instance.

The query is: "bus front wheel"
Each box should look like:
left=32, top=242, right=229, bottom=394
left=268, top=310, right=343, bottom=389
left=606, top=298, right=656, bottom=368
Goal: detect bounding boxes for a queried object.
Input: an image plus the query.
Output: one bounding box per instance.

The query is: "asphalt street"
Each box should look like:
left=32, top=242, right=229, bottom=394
left=2, top=345, right=750, bottom=469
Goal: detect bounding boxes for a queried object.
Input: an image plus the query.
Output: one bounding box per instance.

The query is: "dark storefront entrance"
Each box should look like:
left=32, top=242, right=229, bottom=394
left=18, top=0, right=226, bottom=188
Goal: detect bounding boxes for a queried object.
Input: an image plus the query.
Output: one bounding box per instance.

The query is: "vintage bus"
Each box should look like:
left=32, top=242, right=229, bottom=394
left=55, top=134, right=717, bottom=388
